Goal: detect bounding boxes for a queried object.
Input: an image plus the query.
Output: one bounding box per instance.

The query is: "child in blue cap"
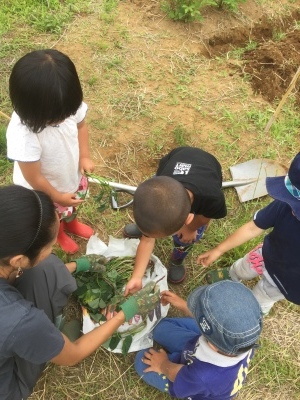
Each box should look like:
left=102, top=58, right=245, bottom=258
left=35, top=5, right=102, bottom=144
left=135, top=280, right=263, bottom=400
left=198, top=152, right=300, bottom=314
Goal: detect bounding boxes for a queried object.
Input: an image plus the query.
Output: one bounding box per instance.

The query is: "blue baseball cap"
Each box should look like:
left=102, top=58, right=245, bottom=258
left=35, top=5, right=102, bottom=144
left=187, top=281, right=263, bottom=355
left=266, top=152, right=300, bottom=220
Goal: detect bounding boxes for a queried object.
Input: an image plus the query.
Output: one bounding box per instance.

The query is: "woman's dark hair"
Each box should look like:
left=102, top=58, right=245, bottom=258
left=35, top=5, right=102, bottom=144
left=0, top=185, right=57, bottom=265
left=133, top=176, right=191, bottom=236
left=9, top=49, right=83, bottom=133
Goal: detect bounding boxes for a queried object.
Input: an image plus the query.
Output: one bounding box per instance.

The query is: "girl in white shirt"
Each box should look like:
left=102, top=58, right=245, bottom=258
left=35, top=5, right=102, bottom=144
left=6, top=49, right=95, bottom=254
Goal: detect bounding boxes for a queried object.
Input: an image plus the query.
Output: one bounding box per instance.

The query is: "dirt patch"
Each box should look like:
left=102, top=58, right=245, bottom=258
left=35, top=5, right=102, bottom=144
left=243, top=31, right=300, bottom=104
left=42, top=0, right=300, bottom=175
left=127, top=1, right=300, bottom=106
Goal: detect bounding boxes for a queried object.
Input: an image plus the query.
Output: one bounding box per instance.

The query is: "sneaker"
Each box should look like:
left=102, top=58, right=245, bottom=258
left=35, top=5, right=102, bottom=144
left=167, top=260, right=186, bottom=284
left=123, top=223, right=143, bottom=239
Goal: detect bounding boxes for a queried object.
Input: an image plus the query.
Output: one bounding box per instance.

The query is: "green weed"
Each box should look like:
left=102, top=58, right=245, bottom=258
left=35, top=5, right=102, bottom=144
left=0, top=0, right=85, bottom=35
left=172, top=124, right=190, bottom=146
left=161, top=0, right=205, bottom=22
left=0, top=125, right=13, bottom=182
left=161, top=0, right=247, bottom=22
left=99, top=0, right=119, bottom=23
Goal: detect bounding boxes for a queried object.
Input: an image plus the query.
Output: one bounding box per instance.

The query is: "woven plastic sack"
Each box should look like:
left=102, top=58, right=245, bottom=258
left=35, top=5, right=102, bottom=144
left=81, top=234, right=169, bottom=353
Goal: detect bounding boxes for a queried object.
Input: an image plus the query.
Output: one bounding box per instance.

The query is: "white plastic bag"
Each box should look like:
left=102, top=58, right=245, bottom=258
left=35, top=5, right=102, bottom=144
left=82, top=234, right=169, bottom=353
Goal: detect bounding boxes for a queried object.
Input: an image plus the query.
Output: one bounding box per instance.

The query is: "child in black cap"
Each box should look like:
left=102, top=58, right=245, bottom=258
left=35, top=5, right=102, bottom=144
left=198, top=152, right=300, bottom=314
left=135, top=280, right=263, bottom=400
left=124, top=147, right=226, bottom=290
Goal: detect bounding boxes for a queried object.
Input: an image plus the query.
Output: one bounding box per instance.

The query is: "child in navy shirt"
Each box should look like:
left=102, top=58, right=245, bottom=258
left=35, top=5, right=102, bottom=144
left=135, top=280, right=262, bottom=400
left=198, top=152, right=300, bottom=314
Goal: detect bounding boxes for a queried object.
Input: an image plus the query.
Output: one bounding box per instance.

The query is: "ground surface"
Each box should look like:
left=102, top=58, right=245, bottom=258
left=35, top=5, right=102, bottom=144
left=6, top=0, right=298, bottom=398
left=58, top=0, right=300, bottom=179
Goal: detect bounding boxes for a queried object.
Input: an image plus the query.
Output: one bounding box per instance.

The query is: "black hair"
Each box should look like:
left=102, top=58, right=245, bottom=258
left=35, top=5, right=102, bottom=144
left=9, top=49, right=83, bottom=133
left=133, top=176, right=191, bottom=236
left=0, top=185, right=57, bottom=265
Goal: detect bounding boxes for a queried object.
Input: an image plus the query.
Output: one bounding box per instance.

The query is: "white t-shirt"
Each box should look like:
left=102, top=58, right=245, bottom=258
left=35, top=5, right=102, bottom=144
left=6, top=102, right=88, bottom=193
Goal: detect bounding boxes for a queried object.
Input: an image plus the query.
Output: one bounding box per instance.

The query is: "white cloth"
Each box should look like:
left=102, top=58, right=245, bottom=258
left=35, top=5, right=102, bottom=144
left=83, top=235, right=170, bottom=353
left=194, top=336, right=251, bottom=368
left=6, top=102, right=88, bottom=193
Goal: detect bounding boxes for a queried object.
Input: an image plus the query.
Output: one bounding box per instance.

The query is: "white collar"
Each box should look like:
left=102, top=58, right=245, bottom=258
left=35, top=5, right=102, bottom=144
left=194, top=336, right=250, bottom=367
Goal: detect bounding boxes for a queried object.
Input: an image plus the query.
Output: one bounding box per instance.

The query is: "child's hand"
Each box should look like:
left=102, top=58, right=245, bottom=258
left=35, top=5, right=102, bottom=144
left=124, top=277, right=143, bottom=296
left=142, top=348, right=168, bottom=374
left=102, top=305, right=118, bottom=321
left=197, top=248, right=223, bottom=267
left=57, top=192, right=84, bottom=207
left=160, top=290, right=188, bottom=313
left=80, top=157, right=95, bottom=174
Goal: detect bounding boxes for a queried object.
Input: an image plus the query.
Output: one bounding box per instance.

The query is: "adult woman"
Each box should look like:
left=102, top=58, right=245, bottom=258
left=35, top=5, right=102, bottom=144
left=0, top=185, right=157, bottom=400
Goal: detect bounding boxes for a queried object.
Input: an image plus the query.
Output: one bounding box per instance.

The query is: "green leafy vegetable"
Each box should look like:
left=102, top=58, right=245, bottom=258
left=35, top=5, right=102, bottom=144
left=122, top=335, right=133, bottom=355
left=85, top=172, right=117, bottom=212
left=74, top=256, right=157, bottom=354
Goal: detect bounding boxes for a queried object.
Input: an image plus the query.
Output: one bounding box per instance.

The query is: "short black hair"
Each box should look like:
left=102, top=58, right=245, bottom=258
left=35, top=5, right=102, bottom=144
left=9, top=49, right=83, bottom=133
left=0, top=185, right=57, bottom=265
left=133, top=176, right=191, bottom=236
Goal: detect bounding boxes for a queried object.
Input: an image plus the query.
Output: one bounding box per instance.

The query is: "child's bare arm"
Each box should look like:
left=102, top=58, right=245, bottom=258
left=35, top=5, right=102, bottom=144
left=124, top=236, right=155, bottom=295
left=18, top=161, right=83, bottom=207
left=197, top=220, right=264, bottom=267
left=77, top=120, right=94, bottom=174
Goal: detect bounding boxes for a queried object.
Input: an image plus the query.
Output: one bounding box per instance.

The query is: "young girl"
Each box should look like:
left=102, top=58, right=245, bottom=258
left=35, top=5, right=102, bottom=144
left=0, top=185, right=158, bottom=400
left=6, top=49, right=95, bottom=254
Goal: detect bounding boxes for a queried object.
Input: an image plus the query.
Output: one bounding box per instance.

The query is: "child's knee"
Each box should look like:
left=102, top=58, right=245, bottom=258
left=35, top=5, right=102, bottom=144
left=153, top=318, right=172, bottom=341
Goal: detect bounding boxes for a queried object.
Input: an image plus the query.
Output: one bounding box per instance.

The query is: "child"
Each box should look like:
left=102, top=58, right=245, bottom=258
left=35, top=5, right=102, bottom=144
left=124, top=147, right=226, bottom=290
left=6, top=49, right=95, bottom=254
left=135, top=280, right=263, bottom=400
left=198, top=152, right=300, bottom=314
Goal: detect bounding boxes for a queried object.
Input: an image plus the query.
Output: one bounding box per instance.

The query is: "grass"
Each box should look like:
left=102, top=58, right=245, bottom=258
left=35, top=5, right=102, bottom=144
left=0, top=0, right=300, bottom=399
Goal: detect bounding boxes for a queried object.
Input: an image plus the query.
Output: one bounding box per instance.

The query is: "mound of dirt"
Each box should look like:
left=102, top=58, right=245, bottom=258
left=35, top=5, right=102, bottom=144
left=243, top=32, right=300, bottom=105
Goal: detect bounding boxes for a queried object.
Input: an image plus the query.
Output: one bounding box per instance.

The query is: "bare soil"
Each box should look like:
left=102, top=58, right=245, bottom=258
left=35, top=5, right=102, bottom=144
left=131, top=1, right=300, bottom=105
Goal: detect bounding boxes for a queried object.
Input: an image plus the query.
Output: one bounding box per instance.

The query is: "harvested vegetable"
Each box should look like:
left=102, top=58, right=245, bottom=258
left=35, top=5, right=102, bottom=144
left=74, top=256, right=158, bottom=354
left=74, top=256, right=134, bottom=323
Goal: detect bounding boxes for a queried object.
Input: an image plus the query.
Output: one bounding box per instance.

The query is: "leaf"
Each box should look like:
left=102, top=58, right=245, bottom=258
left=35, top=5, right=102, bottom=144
left=98, top=299, right=107, bottom=308
left=154, top=303, right=162, bottom=320
left=148, top=309, right=155, bottom=322
left=107, top=269, right=118, bottom=280
left=97, top=204, right=108, bottom=213
left=87, top=298, right=100, bottom=310
left=74, top=285, right=88, bottom=297
left=90, top=312, right=106, bottom=323
left=109, top=334, right=122, bottom=350
left=122, top=335, right=133, bottom=355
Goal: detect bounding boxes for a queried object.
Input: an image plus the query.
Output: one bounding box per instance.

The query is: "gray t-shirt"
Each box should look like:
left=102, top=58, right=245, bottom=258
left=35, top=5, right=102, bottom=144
left=0, top=279, right=64, bottom=400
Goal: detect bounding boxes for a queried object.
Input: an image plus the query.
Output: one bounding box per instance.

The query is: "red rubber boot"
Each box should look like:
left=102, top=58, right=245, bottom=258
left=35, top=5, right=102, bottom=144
left=57, top=221, right=79, bottom=254
left=63, top=218, right=94, bottom=239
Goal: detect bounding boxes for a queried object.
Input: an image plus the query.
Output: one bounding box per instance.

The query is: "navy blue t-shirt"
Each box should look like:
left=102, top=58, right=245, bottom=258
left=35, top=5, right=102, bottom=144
left=168, top=336, right=254, bottom=400
left=156, top=147, right=227, bottom=219
left=0, top=279, right=64, bottom=400
left=254, top=199, right=300, bottom=304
